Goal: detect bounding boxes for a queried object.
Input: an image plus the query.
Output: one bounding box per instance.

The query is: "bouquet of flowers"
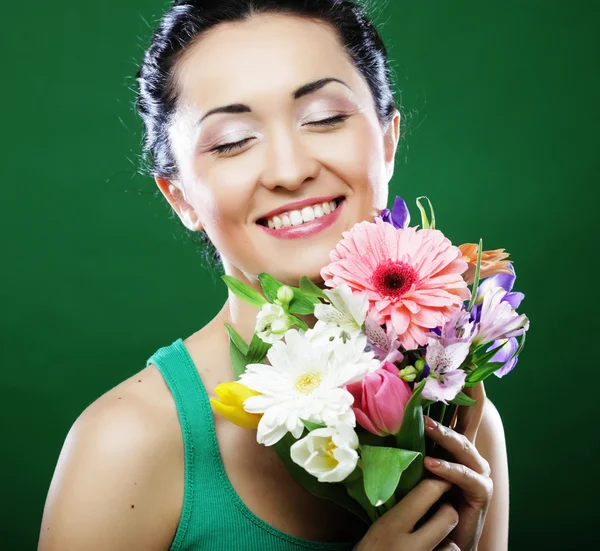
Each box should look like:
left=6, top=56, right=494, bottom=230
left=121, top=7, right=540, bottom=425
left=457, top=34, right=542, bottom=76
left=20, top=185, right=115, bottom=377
left=210, top=195, right=529, bottom=524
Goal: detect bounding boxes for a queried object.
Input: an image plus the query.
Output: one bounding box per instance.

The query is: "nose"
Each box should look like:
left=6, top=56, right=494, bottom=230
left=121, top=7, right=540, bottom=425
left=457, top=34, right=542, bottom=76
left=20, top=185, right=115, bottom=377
left=259, top=125, right=321, bottom=192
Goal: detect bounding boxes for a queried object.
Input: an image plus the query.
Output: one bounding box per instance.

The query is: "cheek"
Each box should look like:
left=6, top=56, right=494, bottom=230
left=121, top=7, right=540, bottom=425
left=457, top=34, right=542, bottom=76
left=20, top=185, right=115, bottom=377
left=318, top=118, right=388, bottom=206
left=192, top=158, right=257, bottom=229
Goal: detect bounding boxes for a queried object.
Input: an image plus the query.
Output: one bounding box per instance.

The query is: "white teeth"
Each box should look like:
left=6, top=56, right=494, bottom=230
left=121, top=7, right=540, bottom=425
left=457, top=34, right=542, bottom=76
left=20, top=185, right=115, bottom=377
left=263, top=199, right=341, bottom=229
left=289, top=210, right=304, bottom=226
left=301, top=207, right=315, bottom=223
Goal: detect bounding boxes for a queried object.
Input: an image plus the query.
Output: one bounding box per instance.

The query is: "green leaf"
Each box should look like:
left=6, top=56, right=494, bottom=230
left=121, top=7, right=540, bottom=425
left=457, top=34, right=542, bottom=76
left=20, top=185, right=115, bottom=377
left=299, top=276, right=328, bottom=300
left=272, top=433, right=371, bottom=525
left=514, top=330, right=527, bottom=358
left=288, top=291, right=319, bottom=315
left=394, top=379, right=427, bottom=497
left=474, top=339, right=510, bottom=365
left=246, top=333, right=272, bottom=365
left=257, top=273, right=284, bottom=303
left=257, top=273, right=319, bottom=314
left=465, top=361, right=505, bottom=386
left=288, top=314, right=309, bottom=331
left=449, top=391, right=477, bottom=406
left=466, top=331, right=527, bottom=387
left=467, top=238, right=484, bottom=312
left=301, top=419, right=326, bottom=431
left=361, top=445, right=420, bottom=507
left=223, top=322, right=248, bottom=379
left=416, top=196, right=436, bottom=230
left=223, top=322, right=249, bottom=355
left=344, top=473, right=379, bottom=524
left=222, top=275, right=267, bottom=308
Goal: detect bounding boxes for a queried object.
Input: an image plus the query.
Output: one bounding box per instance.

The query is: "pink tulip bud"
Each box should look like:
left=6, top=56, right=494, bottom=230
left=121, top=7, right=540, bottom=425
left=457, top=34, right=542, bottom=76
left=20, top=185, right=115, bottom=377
left=345, top=361, right=413, bottom=436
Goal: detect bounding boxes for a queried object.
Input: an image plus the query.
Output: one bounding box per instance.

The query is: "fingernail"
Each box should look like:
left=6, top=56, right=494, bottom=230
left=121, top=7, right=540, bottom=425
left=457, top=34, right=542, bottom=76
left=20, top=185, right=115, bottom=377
left=424, top=416, right=437, bottom=431
left=426, top=457, right=442, bottom=468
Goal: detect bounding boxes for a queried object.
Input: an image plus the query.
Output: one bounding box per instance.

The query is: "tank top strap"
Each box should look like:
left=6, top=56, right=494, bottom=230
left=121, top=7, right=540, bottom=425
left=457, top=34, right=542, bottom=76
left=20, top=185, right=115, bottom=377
left=146, top=337, right=224, bottom=550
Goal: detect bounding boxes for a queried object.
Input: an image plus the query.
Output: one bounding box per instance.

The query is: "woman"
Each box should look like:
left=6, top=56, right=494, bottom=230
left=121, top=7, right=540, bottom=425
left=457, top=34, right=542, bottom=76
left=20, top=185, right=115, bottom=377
left=38, top=1, right=509, bottom=549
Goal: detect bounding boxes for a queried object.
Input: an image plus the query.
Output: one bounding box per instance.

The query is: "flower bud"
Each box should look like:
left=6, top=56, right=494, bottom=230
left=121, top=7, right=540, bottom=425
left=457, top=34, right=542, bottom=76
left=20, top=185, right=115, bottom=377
left=398, top=366, right=418, bottom=382
left=209, top=382, right=262, bottom=429
left=415, top=358, right=426, bottom=373
left=277, top=285, right=294, bottom=306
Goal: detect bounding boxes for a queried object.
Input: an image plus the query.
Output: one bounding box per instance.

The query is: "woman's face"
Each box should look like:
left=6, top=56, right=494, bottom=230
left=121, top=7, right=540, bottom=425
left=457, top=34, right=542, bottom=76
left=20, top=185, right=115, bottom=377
left=157, top=13, right=400, bottom=285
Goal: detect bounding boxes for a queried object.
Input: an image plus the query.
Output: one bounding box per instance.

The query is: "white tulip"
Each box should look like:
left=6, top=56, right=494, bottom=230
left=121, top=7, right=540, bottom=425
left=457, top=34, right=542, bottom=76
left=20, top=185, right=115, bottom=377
left=290, top=422, right=359, bottom=483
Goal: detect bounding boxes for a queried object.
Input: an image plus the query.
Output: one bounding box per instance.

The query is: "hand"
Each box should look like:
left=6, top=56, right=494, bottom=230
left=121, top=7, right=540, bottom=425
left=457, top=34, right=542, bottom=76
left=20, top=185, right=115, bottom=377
left=353, top=478, right=460, bottom=551
left=423, top=382, right=493, bottom=551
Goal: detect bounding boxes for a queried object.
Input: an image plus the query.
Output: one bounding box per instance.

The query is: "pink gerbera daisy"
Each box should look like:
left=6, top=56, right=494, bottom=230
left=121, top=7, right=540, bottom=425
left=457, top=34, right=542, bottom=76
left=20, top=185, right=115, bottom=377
left=321, top=218, right=471, bottom=350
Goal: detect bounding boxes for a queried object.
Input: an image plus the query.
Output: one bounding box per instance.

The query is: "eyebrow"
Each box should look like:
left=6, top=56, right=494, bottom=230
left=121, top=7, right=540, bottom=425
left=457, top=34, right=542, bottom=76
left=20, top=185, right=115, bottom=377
left=195, top=77, right=351, bottom=127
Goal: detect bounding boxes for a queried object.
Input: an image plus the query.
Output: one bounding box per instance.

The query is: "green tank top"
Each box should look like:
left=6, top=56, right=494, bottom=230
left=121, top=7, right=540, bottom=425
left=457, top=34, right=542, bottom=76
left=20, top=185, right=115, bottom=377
left=146, top=337, right=359, bottom=551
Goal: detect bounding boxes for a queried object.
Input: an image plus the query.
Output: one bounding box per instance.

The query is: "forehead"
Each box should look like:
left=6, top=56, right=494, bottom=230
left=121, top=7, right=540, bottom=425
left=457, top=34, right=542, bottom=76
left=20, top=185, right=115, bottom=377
left=173, top=13, right=371, bottom=111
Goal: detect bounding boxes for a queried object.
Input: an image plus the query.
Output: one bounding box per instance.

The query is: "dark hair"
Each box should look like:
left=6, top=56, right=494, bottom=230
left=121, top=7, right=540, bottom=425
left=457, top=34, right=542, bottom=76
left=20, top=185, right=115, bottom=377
left=136, top=0, right=399, bottom=269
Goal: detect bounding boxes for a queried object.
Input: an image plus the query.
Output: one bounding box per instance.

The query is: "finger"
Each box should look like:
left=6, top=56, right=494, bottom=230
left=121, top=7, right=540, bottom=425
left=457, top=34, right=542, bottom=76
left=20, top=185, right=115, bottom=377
left=423, top=457, right=493, bottom=506
left=389, top=477, right=453, bottom=530
left=435, top=538, right=460, bottom=551
left=413, top=503, right=459, bottom=550
left=424, top=416, right=491, bottom=475
left=456, top=382, right=486, bottom=442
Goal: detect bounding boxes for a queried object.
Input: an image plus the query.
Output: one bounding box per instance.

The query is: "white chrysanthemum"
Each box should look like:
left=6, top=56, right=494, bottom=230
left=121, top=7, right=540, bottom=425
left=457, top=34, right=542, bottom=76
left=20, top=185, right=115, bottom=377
left=240, top=329, right=379, bottom=446
left=290, top=422, right=359, bottom=483
left=306, top=284, right=368, bottom=343
left=255, top=303, right=291, bottom=344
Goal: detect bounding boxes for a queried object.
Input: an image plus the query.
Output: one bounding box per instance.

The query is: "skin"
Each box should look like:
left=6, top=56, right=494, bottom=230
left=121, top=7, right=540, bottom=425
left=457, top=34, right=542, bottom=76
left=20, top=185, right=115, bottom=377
left=38, top=13, right=509, bottom=551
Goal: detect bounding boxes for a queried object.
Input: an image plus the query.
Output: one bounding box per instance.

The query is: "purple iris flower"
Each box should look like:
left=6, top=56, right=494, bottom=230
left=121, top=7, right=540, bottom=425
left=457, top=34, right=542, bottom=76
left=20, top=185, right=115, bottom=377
left=476, top=265, right=524, bottom=308
left=488, top=337, right=519, bottom=378
left=379, top=196, right=410, bottom=229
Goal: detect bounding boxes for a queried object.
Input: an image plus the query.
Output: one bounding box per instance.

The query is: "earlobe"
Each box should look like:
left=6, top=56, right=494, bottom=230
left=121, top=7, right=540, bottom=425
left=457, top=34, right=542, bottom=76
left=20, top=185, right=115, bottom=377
left=154, top=176, right=204, bottom=231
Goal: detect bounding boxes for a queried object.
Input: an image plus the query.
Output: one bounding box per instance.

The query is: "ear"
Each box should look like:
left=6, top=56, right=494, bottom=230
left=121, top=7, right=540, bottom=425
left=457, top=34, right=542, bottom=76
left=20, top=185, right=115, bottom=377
left=154, top=177, right=203, bottom=231
left=383, top=108, right=401, bottom=182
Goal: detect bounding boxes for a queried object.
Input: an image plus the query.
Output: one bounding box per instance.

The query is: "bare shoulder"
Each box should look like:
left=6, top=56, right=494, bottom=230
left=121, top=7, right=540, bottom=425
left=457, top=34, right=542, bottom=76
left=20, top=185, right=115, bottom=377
left=38, top=364, right=184, bottom=551
left=476, top=397, right=510, bottom=551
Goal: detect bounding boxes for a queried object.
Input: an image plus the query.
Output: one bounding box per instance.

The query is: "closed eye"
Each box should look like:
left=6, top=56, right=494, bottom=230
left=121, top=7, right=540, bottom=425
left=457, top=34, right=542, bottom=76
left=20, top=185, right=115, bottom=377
left=210, top=114, right=350, bottom=155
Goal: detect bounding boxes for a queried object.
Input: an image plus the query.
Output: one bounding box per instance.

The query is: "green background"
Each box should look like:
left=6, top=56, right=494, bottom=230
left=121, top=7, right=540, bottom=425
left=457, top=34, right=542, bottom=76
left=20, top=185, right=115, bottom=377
left=2, top=0, right=596, bottom=548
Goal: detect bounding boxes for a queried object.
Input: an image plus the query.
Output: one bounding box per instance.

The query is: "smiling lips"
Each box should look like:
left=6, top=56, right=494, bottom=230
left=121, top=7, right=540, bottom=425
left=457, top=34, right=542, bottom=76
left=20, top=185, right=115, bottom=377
left=258, top=197, right=344, bottom=239
left=265, top=199, right=338, bottom=229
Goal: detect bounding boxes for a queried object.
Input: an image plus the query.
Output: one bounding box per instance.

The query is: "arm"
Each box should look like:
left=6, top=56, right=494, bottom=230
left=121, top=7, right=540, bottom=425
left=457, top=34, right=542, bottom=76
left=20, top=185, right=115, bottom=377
left=38, top=393, right=179, bottom=551
left=475, top=398, right=510, bottom=551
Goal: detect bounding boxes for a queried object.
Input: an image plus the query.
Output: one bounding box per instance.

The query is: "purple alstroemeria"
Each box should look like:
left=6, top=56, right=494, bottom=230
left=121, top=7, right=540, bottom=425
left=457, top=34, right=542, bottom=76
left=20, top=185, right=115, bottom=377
left=472, top=264, right=525, bottom=324
left=488, top=337, right=519, bottom=378
left=379, top=196, right=410, bottom=229
left=364, top=315, right=404, bottom=364
left=472, top=282, right=529, bottom=348
left=438, top=307, right=476, bottom=346
left=421, top=337, right=469, bottom=404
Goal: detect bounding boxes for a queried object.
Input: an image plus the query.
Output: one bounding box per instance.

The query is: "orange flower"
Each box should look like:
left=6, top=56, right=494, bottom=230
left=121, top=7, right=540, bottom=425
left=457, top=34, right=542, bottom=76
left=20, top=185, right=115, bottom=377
left=459, top=243, right=513, bottom=285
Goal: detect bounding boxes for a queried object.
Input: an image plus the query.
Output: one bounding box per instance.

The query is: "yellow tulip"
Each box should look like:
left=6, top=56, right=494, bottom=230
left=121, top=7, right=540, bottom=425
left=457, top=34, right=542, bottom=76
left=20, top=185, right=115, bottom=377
left=209, top=382, right=262, bottom=429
